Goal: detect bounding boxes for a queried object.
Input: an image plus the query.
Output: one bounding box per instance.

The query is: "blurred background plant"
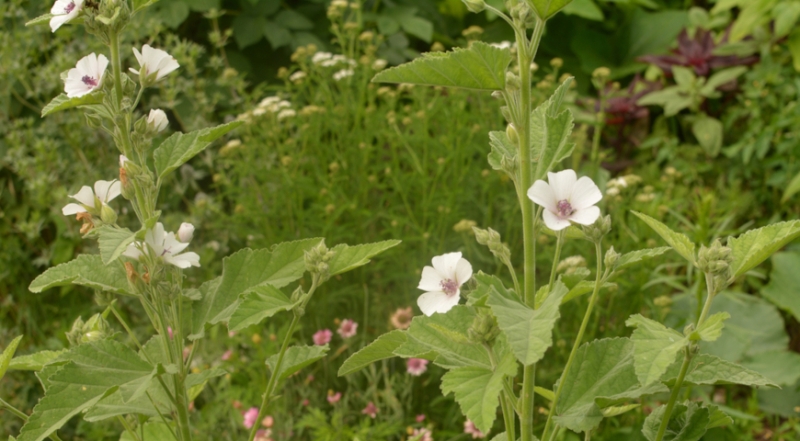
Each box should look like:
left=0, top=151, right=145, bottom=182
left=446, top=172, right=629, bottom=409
left=2, top=0, right=800, bottom=439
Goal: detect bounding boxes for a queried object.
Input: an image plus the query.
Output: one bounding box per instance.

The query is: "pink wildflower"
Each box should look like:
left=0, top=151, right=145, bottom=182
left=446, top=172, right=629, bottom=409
left=302, top=399, right=310, bottom=406
left=232, top=400, right=242, bottom=410
left=337, top=319, right=358, bottom=339
left=327, top=390, right=342, bottom=404
left=221, top=349, right=233, bottom=361
left=262, top=415, right=274, bottom=428
left=390, top=306, right=414, bottom=330
left=362, top=401, right=378, bottom=418
left=464, top=420, right=487, bottom=439
left=243, top=407, right=259, bottom=429
left=406, top=358, right=429, bottom=376
left=167, top=326, right=174, bottom=339
left=416, top=414, right=426, bottom=423
left=313, top=329, right=333, bottom=346
left=254, top=429, right=272, bottom=441
left=412, top=428, right=433, bottom=441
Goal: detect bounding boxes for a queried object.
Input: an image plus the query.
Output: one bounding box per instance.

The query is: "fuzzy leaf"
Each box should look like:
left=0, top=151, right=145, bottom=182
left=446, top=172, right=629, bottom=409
left=727, top=220, right=800, bottom=279
left=626, top=314, right=688, bottom=386
left=41, top=92, right=104, bottom=117
left=372, top=42, right=512, bottom=91
left=662, top=353, right=778, bottom=388
left=29, top=254, right=132, bottom=296
left=154, top=120, right=243, bottom=179
left=9, top=350, right=67, bottom=371
left=467, top=272, right=516, bottom=307
left=95, top=226, right=136, bottom=265
left=532, top=78, right=576, bottom=182
left=690, top=312, right=729, bottom=342
left=705, top=404, right=733, bottom=429
left=488, top=130, right=517, bottom=175
left=614, top=247, right=672, bottom=271
left=0, top=336, right=23, bottom=381
left=26, top=13, right=54, bottom=27
left=762, top=251, right=800, bottom=322
left=631, top=211, right=696, bottom=265
left=120, top=422, right=174, bottom=441
left=642, top=402, right=709, bottom=441
left=266, top=345, right=329, bottom=381
left=691, top=116, right=723, bottom=157
left=339, top=330, right=407, bottom=376
left=327, top=240, right=401, bottom=276
left=526, top=0, right=574, bottom=19
left=227, top=285, right=298, bottom=332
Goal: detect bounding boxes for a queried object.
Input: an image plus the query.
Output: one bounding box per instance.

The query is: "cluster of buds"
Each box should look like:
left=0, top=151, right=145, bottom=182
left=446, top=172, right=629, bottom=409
left=509, top=2, right=536, bottom=28
left=327, top=0, right=358, bottom=20
left=473, top=227, right=512, bottom=264
left=66, top=313, right=112, bottom=346
left=697, top=239, right=733, bottom=290
left=468, top=308, right=500, bottom=344
left=81, top=0, right=132, bottom=43
left=582, top=214, right=612, bottom=243
left=304, top=242, right=336, bottom=281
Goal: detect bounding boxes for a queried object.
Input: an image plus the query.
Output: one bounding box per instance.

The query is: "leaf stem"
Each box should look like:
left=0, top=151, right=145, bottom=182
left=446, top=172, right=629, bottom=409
left=118, top=415, right=142, bottom=441
left=0, top=397, right=29, bottom=421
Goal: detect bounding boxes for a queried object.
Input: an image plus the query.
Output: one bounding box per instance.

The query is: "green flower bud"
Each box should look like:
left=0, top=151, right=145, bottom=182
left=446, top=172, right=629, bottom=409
left=463, top=0, right=486, bottom=13
left=582, top=214, right=612, bottom=243
left=604, top=246, right=620, bottom=268
left=506, top=124, right=519, bottom=145
left=506, top=72, right=521, bottom=92
left=100, top=204, right=118, bottom=224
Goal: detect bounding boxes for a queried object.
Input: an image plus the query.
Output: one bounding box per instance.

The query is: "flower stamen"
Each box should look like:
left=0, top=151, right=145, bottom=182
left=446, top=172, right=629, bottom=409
left=556, top=199, right=574, bottom=218
left=81, top=75, right=98, bottom=87
left=65, top=1, right=76, bottom=13
left=440, top=279, right=459, bottom=296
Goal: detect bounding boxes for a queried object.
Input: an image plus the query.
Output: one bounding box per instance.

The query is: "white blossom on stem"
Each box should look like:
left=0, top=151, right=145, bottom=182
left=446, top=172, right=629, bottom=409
left=62, top=180, right=120, bottom=215
left=416, top=252, right=472, bottom=316
left=64, top=53, right=109, bottom=98
left=123, top=223, right=200, bottom=269
left=527, top=169, right=602, bottom=231
left=147, top=109, right=169, bottom=132
left=130, top=45, right=180, bottom=82
left=50, top=0, right=83, bottom=32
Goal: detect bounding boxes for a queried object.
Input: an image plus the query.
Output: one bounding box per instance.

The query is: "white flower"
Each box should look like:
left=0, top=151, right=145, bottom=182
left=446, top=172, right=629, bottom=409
left=178, top=222, right=195, bottom=243
left=527, top=169, right=602, bottom=231
left=416, top=252, right=472, bottom=316
left=289, top=71, right=307, bottom=82
left=277, top=109, right=296, bottom=120
left=130, top=45, right=180, bottom=82
left=312, top=52, right=333, bottom=65
left=62, top=180, right=121, bottom=215
left=123, top=222, right=200, bottom=269
left=252, top=107, right=267, bottom=116
left=64, top=53, right=109, bottom=98
left=259, top=96, right=280, bottom=108
left=333, top=69, right=354, bottom=81
left=372, top=59, right=388, bottom=71
left=50, top=0, right=83, bottom=32
left=147, top=109, right=168, bottom=132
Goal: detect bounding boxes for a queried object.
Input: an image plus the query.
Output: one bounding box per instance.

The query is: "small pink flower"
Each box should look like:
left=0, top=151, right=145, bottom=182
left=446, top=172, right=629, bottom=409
left=390, top=307, right=414, bottom=330
left=302, top=399, right=310, bottom=406
left=337, top=319, right=358, bottom=339
left=464, top=420, right=487, bottom=439
left=327, top=391, right=342, bottom=404
left=262, top=415, right=274, bottom=428
left=243, top=407, right=259, bottom=429
left=406, top=358, right=429, bottom=376
left=362, top=401, right=378, bottom=418
left=182, top=346, right=191, bottom=361
left=412, top=428, right=433, bottom=441
left=313, top=329, right=333, bottom=346
left=221, top=349, right=233, bottom=361
left=188, top=401, right=195, bottom=412
left=229, top=331, right=237, bottom=337
left=306, top=374, right=315, bottom=384
left=415, top=414, right=426, bottom=423
left=167, top=326, right=174, bottom=339
left=254, top=429, right=272, bottom=441
left=232, top=400, right=242, bottom=410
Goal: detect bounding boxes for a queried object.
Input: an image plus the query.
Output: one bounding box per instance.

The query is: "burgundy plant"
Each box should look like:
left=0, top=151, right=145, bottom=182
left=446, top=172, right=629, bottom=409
left=638, top=28, right=758, bottom=77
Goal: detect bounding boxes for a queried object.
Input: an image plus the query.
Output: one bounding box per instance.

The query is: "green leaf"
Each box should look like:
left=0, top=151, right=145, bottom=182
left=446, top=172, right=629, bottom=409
left=705, top=404, right=733, bottom=429
left=637, top=87, right=693, bottom=117
left=789, top=29, right=800, bottom=72
left=526, top=0, right=574, bottom=20
left=190, top=238, right=322, bottom=339
left=602, top=404, right=640, bottom=418
left=535, top=386, right=555, bottom=402
left=631, top=211, right=696, bottom=265
left=120, top=422, right=173, bottom=441
left=29, top=254, right=132, bottom=296
left=266, top=345, right=329, bottom=381
left=701, top=67, right=748, bottom=95
left=642, top=402, right=709, bottom=441
left=561, top=280, right=616, bottom=305
left=227, top=285, right=297, bottom=332
left=327, top=240, right=401, bottom=276
left=554, top=338, right=668, bottom=433
left=532, top=78, right=576, bottom=182
left=339, top=330, right=407, bottom=376
left=41, top=93, right=105, bottom=117
left=26, top=13, right=54, bottom=27
left=614, top=247, right=671, bottom=272
left=95, top=226, right=136, bottom=265
left=626, top=314, right=688, bottom=386
left=154, top=120, right=243, bottom=179
left=487, top=130, right=517, bottom=176
left=727, top=220, right=800, bottom=279
left=372, top=42, right=512, bottom=91
left=762, top=251, right=800, bottom=322
left=562, top=0, right=603, bottom=21
left=400, top=16, right=434, bottom=43
left=0, top=336, right=23, bottom=381
left=263, top=22, right=292, bottom=49
left=467, top=272, right=516, bottom=307
left=691, top=116, right=723, bottom=157
left=132, top=0, right=160, bottom=13
left=661, top=354, right=778, bottom=388
left=690, top=312, right=729, bottom=342
left=781, top=170, right=800, bottom=203
left=441, top=350, right=518, bottom=433
left=487, top=280, right=568, bottom=366
left=9, top=350, right=67, bottom=371
left=233, top=15, right=267, bottom=48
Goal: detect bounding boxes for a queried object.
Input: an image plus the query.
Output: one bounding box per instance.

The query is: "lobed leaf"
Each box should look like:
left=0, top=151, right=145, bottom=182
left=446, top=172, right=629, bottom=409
left=41, top=92, right=104, bottom=117
left=662, top=354, right=778, bottom=388
left=642, top=402, right=710, bottom=441
left=631, top=211, right=696, bottom=265
left=227, top=285, right=298, bottom=332
left=526, top=0, right=575, bottom=20
left=762, top=251, right=800, bottom=322
left=29, top=254, right=132, bottom=296
left=154, top=120, right=243, bottom=179
left=95, top=226, right=136, bottom=265
left=338, top=330, right=407, bottom=376
left=9, top=350, right=67, bottom=371
left=532, top=78, right=576, bottom=182
left=690, top=312, right=729, bottom=342
left=0, top=336, right=23, bottom=382
left=467, top=272, right=516, bottom=307
left=488, top=130, right=517, bottom=177
left=727, top=220, right=800, bottom=279
left=327, top=240, right=401, bottom=276
left=626, top=314, right=688, bottom=386
left=266, top=345, right=329, bottom=381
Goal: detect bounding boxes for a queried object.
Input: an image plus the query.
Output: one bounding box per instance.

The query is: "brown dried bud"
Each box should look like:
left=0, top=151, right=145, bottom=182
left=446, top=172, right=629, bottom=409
left=142, top=272, right=151, bottom=284
left=124, top=262, right=138, bottom=282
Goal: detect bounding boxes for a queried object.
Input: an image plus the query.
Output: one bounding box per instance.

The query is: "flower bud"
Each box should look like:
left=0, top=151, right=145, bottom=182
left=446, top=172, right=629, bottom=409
left=604, top=246, right=620, bottom=268
left=178, top=222, right=195, bottom=243
left=505, top=72, right=521, bottom=91
left=468, top=308, right=500, bottom=344
left=506, top=124, right=519, bottom=145
left=147, top=109, right=169, bottom=133
left=100, top=204, right=118, bottom=224
left=582, top=214, right=611, bottom=243
left=462, top=0, right=486, bottom=13
left=304, top=242, right=335, bottom=280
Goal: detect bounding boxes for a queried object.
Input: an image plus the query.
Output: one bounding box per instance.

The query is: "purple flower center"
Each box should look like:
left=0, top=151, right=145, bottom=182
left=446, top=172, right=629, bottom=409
left=556, top=199, right=574, bottom=218
left=81, top=75, right=98, bottom=87
left=161, top=247, right=172, bottom=256
left=65, top=1, right=76, bottom=14
left=440, top=278, right=459, bottom=296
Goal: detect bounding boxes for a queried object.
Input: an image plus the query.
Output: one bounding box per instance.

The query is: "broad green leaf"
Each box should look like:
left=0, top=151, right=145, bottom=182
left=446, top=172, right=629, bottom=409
left=614, top=247, right=671, bottom=271
left=339, top=330, right=407, bottom=376
left=0, top=336, right=23, bottom=381
left=95, top=226, right=136, bottom=265
left=526, top=0, right=574, bottom=20
left=691, top=116, right=722, bottom=157
left=372, top=42, right=512, bottom=91
left=532, top=78, right=576, bottom=182
left=727, top=220, right=800, bottom=279
left=29, top=254, right=132, bottom=296
left=489, top=433, right=509, bottom=441
left=190, top=238, right=322, bottom=339
left=741, top=351, right=800, bottom=387
left=120, top=422, right=173, bottom=441
left=9, top=350, right=67, bottom=371
left=487, top=280, right=568, bottom=366
left=701, top=67, right=748, bottom=95
left=41, top=93, right=104, bottom=117
left=227, top=285, right=297, bottom=332
left=487, top=130, right=517, bottom=176
left=441, top=351, right=518, bottom=433
left=266, top=345, right=329, bottom=381
left=554, top=338, right=668, bottom=433
left=762, top=251, right=800, bottom=322
left=661, top=353, right=778, bottom=388
left=705, top=404, right=733, bottom=429
left=327, top=240, right=401, bottom=276
left=26, top=13, right=54, bottom=26
left=637, top=87, right=693, bottom=117
left=781, top=170, right=800, bottom=202
left=562, top=0, right=603, bottom=20
left=154, top=120, right=243, bottom=179
left=467, top=272, right=516, bottom=307
left=642, top=402, right=709, bottom=441
left=626, top=314, right=688, bottom=386
left=690, top=312, right=729, bottom=342
left=631, top=211, right=696, bottom=265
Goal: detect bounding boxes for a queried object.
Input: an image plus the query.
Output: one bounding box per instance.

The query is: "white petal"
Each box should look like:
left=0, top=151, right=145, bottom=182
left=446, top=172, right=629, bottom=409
left=163, top=232, right=189, bottom=254
left=96, top=54, right=109, bottom=79
left=62, top=203, right=87, bottom=215
left=569, top=206, right=601, bottom=226
left=548, top=169, right=577, bottom=202
left=123, top=242, right=142, bottom=260
left=543, top=209, right=571, bottom=231
left=93, top=180, right=115, bottom=202
left=50, top=14, right=71, bottom=32
left=132, top=47, right=143, bottom=67
left=417, top=291, right=460, bottom=316
left=70, top=186, right=96, bottom=207
left=418, top=266, right=443, bottom=291
left=569, top=176, right=602, bottom=210
left=51, top=0, right=70, bottom=14
left=431, top=252, right=462, bottom=279
left=527, top=180, right=557, bottom=212
left=155, top=56, right=180, bottom=80
left=455, top=258, right=472, bottom=285
left=167, top=252, right=200, bottom=268
left=64, top=79, right=91, bottom=98
left=129, top=67, right=140, bottom=75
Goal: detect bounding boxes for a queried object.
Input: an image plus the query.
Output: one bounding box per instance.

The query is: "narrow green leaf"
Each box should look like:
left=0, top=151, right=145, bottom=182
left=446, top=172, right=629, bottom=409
left=26, top=13, right=54, bottom=27
left=626, top=314, right=688, bottom=386
left=762, top=251, right=800, bottom=322
left=41, top=93, right=104, bottom=117
left=327, top=240, right=401, bottom=276
left=662, top=353, right=778, bottom=388
left=532, top=79, right=576, bottom=182
left=29, top=254, right=132, bottom=296
left=186, top=368, right=227, bottom=401
left=631, top=211, right=696, bottom=265
left=372, top=42, right=512, bottom=91
left=0, top=336, right=23, bottom=381
left=727, top=220, right=800, bottom=278
left=95, top=226, right=136, bottom=265
left=535, top=386, right=555, bottom=402
left=227, top=285, right=297, bottom=332
left=642, top=402, right=709, bottom=441
left=602, top=404, right=640, bottom=418
left=526, top=0, right=574, bottom=20
left=690, top=312, right=729, bottom=342
left=9, top=350, right=67, bottom=371
left=266, top=345, right=329, bottom=381
left=154, top=120, right=243, bottom=179
left=339, top=330, right=407, bottom=376
left=614, top=247, right=671, bottom=271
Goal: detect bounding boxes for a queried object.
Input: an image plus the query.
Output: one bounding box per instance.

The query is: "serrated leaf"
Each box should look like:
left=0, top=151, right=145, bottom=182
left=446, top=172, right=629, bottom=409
left=626, top=314, right=688, bottom=386
left=339, top=330, right=407, bottom=376
left=642, top=402, right=709, bottom=441
left=266, top=345, right=329, bottom=381
left=29, top=254, right=132, bottom=296
left=327, top=240, right=401, bottom=276
left=727, top=220, right=800, bottom=279
left=154, top=120, right=243, bottom=179
left=705, top=404, right=733, bottom=429
left=0, top=336, right=23, bottom=381
left=762, top=251, right=800, bottom=322
left=487, top=280, right=568, bottom=366
left=690, top=312, right=729, bottom=342
left=9, top=350, right=67, bottom=371
left=662, top=353, right=778, bottom=388
left=614, top=247, right=671, bottom=271
left=26, top=13, right=54, bottom=27
left=526, top=0, right=574, bottom=20
left=532, top=79, right=576, bottom=182
left=441, top=350, right=518, bottom=433
left=41, top=93, right=105, bottom=117
left=467, top=272, right=516, bottom=307
left=227, top=285, right=298, bottom=332
left=372, top=42, right=512, bottom=91
left=190, top=238, right=322, bottom=339
left=631, top=211, right=696, bottom=265
left=95, top=226, right=136, bottom=265
left=554, top=338, right=668, bottom=433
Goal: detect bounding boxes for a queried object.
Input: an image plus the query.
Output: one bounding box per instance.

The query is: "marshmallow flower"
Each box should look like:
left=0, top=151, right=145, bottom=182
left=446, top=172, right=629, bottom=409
left=527, top=169, right=602, bottom=231
left=62, top=180, right=121, bottom=215
left=417, top=252, right=473, bottom=316
left=64, top=53, right=109, bottom=98
left=50, top=0, right=83, bottom=32
left=130, top=45, right=180, bottom=82
left=147, top=109, right=169, bottom=132
left=123, top=223, right=200, bottom=269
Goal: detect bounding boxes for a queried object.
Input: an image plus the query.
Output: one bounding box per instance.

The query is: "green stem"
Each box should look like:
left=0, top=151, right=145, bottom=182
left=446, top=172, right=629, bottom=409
left=109, top=31, right=125, bottom=110
left=118, top=415, right=142, bottom=441
left=0, top=397, right=29, bottom=421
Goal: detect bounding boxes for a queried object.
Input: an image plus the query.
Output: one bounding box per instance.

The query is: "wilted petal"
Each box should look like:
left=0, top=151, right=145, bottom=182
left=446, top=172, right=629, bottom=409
left=548, top=169, right=577, bottom=202
left=568, top=206, right=601, bottom=226
left=455, top=258, right=473, bottom=285
left=569, top=176, right=602, bottom=210
left=62, top=203, right=87, bottom=215
left=542, top=209, right=571, bottom=231
left=417, top=291, right=459, bottom=316
left=418, top=266, right=443, bottom=291
left=431, top=252, right=462, bottom=279
left=527, top=180, right=557, bottom=212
